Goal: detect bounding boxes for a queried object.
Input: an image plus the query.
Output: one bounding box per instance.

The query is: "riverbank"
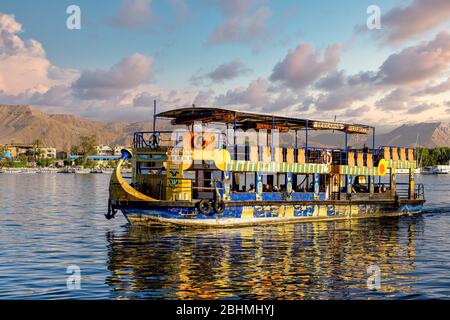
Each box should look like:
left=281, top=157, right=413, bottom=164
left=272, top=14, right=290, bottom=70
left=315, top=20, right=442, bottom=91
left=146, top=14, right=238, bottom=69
left=0, top=167, right=129, bottom=174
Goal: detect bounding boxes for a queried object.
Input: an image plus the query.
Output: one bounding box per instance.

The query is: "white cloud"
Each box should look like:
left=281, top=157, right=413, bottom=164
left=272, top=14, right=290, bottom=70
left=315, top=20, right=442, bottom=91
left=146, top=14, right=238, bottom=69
left=208, top=0, right=272, bottom=48
left=192, top=59, right=251, bottom=85
left=375, top=31, right=450, bottom=85
left=72, top=53, right=153, bottom=100
left=107, top=0, right=155, bottom=29
left=270, top=43, right=341, bottom=90
left=381, top=0, right=450, bottom=44
left=0, top=13, right=74, bottom=95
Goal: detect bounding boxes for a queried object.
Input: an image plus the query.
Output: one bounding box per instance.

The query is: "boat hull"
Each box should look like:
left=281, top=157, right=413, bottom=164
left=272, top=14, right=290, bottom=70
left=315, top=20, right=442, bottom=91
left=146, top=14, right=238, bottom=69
left=117, top=200, right=425, bottom=228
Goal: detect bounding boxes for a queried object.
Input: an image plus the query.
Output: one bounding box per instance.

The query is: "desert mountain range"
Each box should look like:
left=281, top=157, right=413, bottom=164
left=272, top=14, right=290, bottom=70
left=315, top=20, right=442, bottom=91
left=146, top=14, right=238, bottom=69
left=0, top=105, right=449, bottom=152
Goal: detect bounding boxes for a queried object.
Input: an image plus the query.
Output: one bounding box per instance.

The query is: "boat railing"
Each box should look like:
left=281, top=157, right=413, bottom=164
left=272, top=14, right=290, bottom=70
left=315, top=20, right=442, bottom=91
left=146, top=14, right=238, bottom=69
left=232, top=145, right=382, bottom=166
left=134, top=131, right=416, bottom=167
left=134, top=131, right=176, bottom=149
left=416, top=183, right=425, bottom=200
left=396, top=182, right=425, bottom=200
left=374, top=146, right=416, bottom=163
left=134, top=131, right=227, bottom=149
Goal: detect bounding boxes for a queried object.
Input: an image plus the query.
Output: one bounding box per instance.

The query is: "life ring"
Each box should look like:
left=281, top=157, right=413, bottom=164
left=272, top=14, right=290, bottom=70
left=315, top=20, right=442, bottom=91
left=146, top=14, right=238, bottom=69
left=191, top=133, right=216, bottom=150
left=213, top=200, right=225, bottom=214
left=197, top=199, right=212, bottom=215
left=377, top=159, right=388, bottom=176
left=323, top=151, right=332, bottom=165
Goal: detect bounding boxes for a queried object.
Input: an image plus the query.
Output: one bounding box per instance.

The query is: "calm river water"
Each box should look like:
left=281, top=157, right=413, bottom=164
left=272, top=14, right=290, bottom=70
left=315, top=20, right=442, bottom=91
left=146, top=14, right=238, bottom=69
left=0, top=173, right=449, bottom=299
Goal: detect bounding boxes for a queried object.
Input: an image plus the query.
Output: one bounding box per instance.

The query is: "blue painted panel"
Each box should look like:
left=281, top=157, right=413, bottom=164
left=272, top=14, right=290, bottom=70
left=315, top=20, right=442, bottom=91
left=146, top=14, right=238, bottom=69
left=229, top=193, right=257, bottom=201
left=291, top=193, right=315, bottom=200
left=123, top=206, right=239, bottom=220
left=121, top=201, right=424, bottom=222
left=261, top=193, right=283, bottom=201
left=292, top=205, right=315, bottom=217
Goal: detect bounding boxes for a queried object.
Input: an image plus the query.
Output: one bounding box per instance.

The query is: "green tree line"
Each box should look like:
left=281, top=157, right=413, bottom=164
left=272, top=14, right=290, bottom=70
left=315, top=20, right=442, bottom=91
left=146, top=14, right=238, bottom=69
left=416, top=147, right=450, bottom=167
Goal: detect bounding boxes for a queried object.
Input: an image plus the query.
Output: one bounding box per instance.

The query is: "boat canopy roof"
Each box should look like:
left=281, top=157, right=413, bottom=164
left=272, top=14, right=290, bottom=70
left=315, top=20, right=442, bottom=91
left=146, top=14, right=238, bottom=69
left=156, top=107, right=372, bottom=134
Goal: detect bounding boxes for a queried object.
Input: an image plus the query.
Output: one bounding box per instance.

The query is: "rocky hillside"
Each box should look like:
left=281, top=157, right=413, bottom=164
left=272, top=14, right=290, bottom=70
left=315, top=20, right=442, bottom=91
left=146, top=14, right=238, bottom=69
left=0, top=105, right=449, bottom=151
left=0, top=105, right=152, bottom=151
left=310, top=122, right=450, bottom=148
left=376, top=122, right=450, bottom=147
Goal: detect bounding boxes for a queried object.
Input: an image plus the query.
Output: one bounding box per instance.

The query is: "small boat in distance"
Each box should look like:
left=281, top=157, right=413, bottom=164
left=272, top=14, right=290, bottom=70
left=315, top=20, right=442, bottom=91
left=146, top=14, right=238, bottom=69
left=74, top=167, right=90, bottom=174
left=107, top=107, right=425, bottom=228
left=421, top=164, right=450, bottom=175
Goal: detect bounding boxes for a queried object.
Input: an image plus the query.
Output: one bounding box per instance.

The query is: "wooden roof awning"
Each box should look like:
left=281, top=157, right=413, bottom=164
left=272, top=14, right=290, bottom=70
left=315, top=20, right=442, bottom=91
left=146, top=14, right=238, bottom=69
left=156, top=107, right=372, bottom=134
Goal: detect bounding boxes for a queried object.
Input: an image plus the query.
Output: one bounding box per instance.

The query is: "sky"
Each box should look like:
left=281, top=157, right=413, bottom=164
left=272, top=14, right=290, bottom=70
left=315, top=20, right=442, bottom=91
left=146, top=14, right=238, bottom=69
left=0, top=0, right=449, bottom=126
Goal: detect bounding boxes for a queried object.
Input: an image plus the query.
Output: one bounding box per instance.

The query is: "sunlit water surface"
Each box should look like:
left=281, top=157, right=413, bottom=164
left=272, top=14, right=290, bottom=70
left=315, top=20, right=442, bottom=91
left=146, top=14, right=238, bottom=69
left=0, top=173, right=449, bottom=299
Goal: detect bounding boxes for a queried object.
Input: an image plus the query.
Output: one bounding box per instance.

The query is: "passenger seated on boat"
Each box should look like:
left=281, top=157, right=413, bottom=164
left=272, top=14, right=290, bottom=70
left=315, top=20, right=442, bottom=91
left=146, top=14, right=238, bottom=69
left=241, top=186, right=247, bottom=192
left=352, top=183, right=368, bottom=193
left=273, top=185, right=279, bottom=192
left=263, top=184, right=271, bottom=192
left=248, top=184, right=255, bottom=192
left=280, top=184, right=286, bottom=192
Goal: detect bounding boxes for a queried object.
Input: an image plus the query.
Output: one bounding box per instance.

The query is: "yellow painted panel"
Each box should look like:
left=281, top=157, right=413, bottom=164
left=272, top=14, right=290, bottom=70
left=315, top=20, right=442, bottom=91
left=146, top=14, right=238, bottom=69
left=392, top=147, right=399, bottom=161
left=384, top=147, right=391, bottom=161
left=297, top=149, right=305, bottom=164
left=241, top=207, right=254, bottom=219
left=348, top=152, right=355, bottom=167
left=286, top=148, right=294, bottom=164
left=351, top=205, right=361, bottom=216
left=400, top=148, right=406, bottom=161
left=318, top=206, right=329, bottom=217
left=357, top=152, right=364, bottom=167
left=250, top=146, right=259, bottom=163
left=407, top=149, right=414, bottom=161
left=262, top=147, right=271, bottom=163
left=274, top=148, right=282, bottom=163
left=284, top=206, right=294, bottom=218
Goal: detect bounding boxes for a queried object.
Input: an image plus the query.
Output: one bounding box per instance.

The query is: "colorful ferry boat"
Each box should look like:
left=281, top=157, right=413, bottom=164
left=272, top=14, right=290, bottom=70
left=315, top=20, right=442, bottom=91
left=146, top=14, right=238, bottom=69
left=107, top=107, right=425, bottom=228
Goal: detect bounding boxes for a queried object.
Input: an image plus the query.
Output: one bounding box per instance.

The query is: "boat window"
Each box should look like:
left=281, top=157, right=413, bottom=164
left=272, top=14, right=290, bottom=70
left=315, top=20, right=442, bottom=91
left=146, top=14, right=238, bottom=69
left=137, top=161, right=165, bottom=175
left=183, top=171, right=195, bottom=180
left=294, top=174, right=312, bottom=192
left=352, top=175, right=369, bottom=193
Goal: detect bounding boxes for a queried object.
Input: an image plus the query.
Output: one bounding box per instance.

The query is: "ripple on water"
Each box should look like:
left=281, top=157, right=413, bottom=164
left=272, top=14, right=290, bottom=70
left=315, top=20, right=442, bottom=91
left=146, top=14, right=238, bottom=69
left=0, top=174, right=449, bottom=299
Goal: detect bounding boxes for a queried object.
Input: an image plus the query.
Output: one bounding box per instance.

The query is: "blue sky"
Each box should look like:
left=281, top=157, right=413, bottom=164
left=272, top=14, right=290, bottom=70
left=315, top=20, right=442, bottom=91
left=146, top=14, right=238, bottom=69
left=0, top=0, right=449, bottom=124
left=1, top=1, right=395, bottom=83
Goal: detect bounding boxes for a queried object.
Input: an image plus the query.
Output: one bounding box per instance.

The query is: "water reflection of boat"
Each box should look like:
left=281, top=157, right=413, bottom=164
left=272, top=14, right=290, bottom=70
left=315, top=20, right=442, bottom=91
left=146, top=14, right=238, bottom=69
left=105, top=217, right=422, bottom=299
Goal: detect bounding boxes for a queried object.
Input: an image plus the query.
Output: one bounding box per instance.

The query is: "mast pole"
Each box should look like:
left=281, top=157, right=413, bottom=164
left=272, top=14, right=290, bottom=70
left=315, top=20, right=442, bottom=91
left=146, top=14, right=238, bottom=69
left=372, top=127, right=376, bottom=154
left=234, top=111, right=237, bottom=161
left=271, top=115, right=275, bottom=162
left=305, top=120, right=309, bottom=162
left=153, top=100, right=157, bottom=132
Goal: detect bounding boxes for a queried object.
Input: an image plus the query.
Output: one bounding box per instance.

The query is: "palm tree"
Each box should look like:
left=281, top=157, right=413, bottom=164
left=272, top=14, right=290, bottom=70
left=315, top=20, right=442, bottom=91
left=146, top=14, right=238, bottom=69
left=32, top=139, right=44, bottom=162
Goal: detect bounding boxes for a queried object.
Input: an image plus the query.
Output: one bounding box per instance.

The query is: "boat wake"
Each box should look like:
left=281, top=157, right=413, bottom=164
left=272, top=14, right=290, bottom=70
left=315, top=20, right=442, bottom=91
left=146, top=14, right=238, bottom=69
left=421, top=206, right=450, bottom=216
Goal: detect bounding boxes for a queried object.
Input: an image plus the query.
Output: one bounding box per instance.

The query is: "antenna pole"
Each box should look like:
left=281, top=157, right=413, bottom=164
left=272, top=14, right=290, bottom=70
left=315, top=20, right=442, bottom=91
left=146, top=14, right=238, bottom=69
left=153, top=100, right=157, bottom=132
